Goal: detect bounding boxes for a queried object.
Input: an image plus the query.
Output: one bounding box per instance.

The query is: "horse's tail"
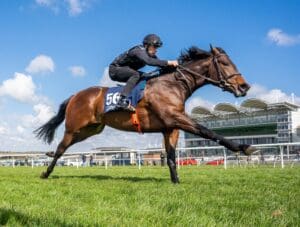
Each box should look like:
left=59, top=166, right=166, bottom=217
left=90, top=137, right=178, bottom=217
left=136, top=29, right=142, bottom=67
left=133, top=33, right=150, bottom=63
left=34, top=96, right=73, bottom=144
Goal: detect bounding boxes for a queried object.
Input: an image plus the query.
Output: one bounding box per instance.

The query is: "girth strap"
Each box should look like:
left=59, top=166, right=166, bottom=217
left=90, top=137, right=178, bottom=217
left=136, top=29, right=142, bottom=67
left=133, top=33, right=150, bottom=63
left=131, top=112, right=143, bottom=134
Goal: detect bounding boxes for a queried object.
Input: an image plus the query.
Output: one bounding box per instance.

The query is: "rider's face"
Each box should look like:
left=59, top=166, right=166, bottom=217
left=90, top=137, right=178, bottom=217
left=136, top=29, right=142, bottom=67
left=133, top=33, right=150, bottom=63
left=147, top=45, right=157, bottom=56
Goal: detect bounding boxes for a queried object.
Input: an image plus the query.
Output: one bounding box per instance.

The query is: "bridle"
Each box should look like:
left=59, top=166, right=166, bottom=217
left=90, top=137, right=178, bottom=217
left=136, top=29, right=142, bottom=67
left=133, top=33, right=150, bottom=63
left=176, top=53, right=242, bottom=95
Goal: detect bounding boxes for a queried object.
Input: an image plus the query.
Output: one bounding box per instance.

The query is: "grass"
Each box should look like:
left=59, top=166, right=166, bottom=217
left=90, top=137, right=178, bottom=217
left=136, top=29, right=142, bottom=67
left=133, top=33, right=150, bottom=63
left=0, top=166, right=299, bottom=226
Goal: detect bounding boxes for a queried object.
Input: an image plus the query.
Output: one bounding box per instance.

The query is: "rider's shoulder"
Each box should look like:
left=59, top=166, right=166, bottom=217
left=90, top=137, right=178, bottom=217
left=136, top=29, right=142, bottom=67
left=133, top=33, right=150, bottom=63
left=129, top=45, right=146, bottom=53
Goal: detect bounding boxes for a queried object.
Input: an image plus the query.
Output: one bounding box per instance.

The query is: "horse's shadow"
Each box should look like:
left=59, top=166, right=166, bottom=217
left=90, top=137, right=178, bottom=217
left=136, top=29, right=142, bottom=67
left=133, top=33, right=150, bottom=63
left=0, top=208, right=71, bottom=226
left=52, top=174, right=167, bottom=183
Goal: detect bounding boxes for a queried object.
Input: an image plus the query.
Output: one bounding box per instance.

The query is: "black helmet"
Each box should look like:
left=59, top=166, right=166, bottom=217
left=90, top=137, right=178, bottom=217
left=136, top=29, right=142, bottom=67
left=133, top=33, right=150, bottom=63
left=143, top=34, right=163, bottom=47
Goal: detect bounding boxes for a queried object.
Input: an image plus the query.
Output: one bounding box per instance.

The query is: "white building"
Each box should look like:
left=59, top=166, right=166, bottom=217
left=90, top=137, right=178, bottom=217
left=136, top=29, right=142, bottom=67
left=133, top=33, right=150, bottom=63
left=185, top=98, right=300, bottom=155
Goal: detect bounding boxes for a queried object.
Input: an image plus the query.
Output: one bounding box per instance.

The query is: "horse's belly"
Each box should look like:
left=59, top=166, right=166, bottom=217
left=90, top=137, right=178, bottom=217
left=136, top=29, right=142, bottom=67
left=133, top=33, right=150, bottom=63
left=103, top=110, right=165, bottom=133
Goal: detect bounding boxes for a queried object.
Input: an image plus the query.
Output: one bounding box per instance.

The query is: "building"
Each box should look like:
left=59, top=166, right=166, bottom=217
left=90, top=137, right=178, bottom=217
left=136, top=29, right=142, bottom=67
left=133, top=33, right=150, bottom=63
left=185, top=98, right=300, bottom=155
left=91, top=147, right=136, bottom=165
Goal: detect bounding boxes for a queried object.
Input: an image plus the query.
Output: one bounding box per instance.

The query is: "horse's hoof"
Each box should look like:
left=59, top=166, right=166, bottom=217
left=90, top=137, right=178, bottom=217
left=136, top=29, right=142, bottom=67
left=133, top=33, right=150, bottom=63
left=241, top=145, right=259, bottom=156
left=40, top=172, right=49, bottom=179
left=171, top=178, right=180, bottom=184
left=45, top=151, right=55, bottom=158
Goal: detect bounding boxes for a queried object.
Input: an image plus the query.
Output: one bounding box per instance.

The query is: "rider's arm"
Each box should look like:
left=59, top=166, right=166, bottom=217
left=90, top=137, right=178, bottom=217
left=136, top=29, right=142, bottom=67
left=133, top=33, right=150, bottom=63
left=131, top=47, right=168, bottom=67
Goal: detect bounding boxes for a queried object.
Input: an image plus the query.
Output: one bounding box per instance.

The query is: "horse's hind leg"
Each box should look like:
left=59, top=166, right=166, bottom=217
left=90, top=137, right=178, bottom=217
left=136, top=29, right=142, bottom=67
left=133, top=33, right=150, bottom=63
left=41, top=132, right=74, bottom=179
left=41, top=123, right=105, bottom=179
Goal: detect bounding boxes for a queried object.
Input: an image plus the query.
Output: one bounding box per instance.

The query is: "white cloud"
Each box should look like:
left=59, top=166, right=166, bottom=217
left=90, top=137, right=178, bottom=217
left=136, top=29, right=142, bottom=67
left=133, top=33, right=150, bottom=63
left=185, top=96, right=215, bottom=113
left=99, top=67, right=118, bottom=87
left=33, top=103, right=55, bottom=123
left=17, top=126, right=25, bottom=134
left=248, top=84, right=300, bottom=104
left=66, top=0, right=83, bottom=16
left=267, top=28, right=300, bottom=46
left=35, top=0, right=93, bottom=16
left=35, top=0, right=54, bottom=7
left=0, top=72, right=37, bottom=103
left=0, top=126, right=8, bottom=134
left=22, top=103, right=55, bottom=127
left=69, top=65, right=86, bottom=77
left=26, top=55, right=55, bottom=74
left=35, top=0, right=60, bottom=13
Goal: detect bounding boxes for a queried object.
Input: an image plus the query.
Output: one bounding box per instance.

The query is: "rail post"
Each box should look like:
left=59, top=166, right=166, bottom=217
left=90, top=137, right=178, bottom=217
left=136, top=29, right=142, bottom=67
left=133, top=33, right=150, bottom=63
left=138, top=152, right=141, bottom=170
left=105, top=156, right=108, bottom=170
left=280, top=146, right=284, bottom=169
left=223, top=148, right=227, bottom=170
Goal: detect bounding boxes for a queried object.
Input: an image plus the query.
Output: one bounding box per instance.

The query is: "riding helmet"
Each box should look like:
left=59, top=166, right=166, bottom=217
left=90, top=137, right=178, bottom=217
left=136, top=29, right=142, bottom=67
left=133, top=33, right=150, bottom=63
left=143, top=34, right=163, bottom=48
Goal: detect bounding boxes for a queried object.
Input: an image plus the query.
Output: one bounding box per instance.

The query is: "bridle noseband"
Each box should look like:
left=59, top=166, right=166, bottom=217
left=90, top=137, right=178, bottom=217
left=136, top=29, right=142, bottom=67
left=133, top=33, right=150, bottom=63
left=176, top=53, right=241, bottom=94
left=211, top=53, right=241, bottom=89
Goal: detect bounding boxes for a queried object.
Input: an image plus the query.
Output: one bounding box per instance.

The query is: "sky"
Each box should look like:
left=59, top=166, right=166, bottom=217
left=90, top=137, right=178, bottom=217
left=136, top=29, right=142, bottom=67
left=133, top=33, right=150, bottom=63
left=0, top=0, right=300, bottom=152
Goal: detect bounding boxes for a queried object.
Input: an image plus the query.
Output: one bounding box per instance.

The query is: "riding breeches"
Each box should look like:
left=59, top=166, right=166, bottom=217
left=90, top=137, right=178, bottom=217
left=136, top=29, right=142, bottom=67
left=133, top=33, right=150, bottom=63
left=109, top=65, right=142, bottom=96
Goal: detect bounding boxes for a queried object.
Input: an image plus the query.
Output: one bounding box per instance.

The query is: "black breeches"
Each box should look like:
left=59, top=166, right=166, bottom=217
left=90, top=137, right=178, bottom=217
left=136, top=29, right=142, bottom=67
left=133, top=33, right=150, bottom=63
left=109, top=66, right=142, bottom=96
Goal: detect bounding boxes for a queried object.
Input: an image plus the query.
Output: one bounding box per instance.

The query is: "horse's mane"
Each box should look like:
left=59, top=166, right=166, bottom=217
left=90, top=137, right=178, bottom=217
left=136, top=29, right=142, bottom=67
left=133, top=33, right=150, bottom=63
left=159, top=46, right=226, bottom=75
left=178, top=46, right=211, bottom=63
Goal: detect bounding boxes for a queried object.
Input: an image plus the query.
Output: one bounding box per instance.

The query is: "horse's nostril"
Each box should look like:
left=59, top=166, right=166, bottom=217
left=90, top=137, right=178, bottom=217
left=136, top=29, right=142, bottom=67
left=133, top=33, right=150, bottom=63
left=240, top=83, right=250, bottom=91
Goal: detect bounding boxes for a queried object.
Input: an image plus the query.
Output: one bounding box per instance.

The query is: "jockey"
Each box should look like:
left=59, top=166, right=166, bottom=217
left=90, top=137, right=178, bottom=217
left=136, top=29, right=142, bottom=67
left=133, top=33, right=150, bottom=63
left=109, top=34, right=178, bottom=111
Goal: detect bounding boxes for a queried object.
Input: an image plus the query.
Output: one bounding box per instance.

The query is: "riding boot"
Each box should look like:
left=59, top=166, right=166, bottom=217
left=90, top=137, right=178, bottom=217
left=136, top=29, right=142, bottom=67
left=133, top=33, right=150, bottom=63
left=116, top=95, right=135, bottom=112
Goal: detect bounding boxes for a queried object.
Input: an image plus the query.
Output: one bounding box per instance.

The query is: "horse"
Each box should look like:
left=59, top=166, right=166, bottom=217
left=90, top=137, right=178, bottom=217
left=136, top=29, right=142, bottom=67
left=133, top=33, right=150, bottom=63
left=35, top=45, right=256, bottom=183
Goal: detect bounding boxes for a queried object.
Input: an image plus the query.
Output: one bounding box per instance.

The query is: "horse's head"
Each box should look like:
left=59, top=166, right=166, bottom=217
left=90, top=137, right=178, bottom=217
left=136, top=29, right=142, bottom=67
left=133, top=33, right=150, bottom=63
left=208, top=45, right=250, bottom=97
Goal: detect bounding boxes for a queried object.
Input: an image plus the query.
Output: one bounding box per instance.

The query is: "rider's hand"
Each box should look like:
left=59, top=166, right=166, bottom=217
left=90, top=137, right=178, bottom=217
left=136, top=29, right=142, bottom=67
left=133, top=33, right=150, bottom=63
left=167, top=60, right=179, bottom=67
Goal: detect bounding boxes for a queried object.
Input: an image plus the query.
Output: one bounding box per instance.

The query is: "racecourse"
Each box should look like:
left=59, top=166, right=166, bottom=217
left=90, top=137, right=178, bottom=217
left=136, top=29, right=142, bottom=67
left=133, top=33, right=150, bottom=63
left=0, top=166, right=299, bottom=226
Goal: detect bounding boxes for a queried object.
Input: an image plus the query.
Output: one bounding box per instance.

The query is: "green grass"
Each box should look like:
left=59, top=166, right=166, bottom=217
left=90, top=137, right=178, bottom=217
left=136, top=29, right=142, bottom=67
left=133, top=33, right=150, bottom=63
left=0, top=166, right=299, bottom=226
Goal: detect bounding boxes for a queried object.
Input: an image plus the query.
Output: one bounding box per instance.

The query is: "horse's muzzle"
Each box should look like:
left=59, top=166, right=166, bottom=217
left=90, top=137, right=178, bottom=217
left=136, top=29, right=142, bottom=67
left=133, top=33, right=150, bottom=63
left=238, top=83, right=250, bottom=97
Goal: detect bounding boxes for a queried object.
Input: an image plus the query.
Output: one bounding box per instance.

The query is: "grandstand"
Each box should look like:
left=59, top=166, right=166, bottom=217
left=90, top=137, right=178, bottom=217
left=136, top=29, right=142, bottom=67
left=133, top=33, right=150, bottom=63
left=185, top=98, right=300, bottom=155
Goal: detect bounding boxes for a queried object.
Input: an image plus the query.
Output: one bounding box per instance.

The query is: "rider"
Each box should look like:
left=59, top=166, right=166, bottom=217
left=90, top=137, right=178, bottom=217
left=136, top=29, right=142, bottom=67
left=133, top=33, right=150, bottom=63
left=109, top=34, right=179, bottom=111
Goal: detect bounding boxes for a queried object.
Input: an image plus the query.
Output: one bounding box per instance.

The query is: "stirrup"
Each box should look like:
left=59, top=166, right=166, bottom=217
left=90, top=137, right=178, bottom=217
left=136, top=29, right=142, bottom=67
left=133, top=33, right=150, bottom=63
left=117, top=104, right=136, bottom=112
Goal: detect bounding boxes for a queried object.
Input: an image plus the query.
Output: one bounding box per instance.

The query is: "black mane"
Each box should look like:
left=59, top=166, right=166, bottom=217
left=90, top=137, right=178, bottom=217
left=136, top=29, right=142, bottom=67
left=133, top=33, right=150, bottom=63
left=178, top=46, right=211, bottom=64
left=159, top=46, right=226, bottom=74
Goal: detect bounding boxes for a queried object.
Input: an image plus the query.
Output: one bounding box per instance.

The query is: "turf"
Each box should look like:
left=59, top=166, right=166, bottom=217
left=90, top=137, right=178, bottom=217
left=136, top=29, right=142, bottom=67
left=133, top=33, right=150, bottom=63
left=0, top=166, right=299, bottom=226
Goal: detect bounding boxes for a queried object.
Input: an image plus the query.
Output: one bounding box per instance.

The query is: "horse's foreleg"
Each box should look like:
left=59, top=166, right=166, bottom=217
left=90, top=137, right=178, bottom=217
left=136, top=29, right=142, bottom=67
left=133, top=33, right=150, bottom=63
left=174, top=113, right=256, bottom=155
left=163, top=129, right=180, bottom=184
left=41, top=132, right=73, bottom=179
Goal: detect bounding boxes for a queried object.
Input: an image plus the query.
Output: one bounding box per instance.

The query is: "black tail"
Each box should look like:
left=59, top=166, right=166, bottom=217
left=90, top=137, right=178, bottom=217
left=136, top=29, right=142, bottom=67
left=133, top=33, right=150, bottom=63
left=34, top=96, right=73, bottom=144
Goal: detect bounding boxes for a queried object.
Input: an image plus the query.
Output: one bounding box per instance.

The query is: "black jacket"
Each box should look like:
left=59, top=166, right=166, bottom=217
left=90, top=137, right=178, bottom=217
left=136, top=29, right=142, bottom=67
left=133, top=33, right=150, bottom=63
left=110, top=45, right=168, bottom=70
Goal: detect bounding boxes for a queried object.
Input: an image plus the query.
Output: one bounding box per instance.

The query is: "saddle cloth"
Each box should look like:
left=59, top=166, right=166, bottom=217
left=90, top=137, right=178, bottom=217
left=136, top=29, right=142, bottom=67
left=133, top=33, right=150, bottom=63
left=104, top=80, right=147, bottom=112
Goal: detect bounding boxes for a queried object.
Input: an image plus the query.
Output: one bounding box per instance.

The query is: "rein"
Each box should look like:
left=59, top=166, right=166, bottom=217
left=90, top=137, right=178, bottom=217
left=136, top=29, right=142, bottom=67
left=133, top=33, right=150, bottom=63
left=176, top=53, right=241, bottom=94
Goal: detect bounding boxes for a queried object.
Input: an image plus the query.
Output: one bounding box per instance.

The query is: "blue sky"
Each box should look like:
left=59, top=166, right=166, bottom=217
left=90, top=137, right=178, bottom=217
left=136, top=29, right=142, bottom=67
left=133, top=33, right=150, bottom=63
left=0, top=0, right=300, bottom=151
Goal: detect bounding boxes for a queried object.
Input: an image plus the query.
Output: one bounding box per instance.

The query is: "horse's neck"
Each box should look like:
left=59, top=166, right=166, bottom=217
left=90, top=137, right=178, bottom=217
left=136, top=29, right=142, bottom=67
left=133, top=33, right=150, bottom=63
left=150, top=70, right=205, bottom=101
left=174, top=63, right=208, bottom=99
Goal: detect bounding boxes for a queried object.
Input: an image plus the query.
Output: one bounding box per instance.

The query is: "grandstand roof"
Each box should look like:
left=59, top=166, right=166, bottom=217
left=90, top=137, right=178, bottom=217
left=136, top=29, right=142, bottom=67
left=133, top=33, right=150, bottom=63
left=191, top=106, right=213, bottom=115
left=214, top=103, right=240, bottom=113
left=269, top=102, right=300, bottom=111
left=241, top=98, right=268, bottom=110
left=191, top=98, right=300, bottom=117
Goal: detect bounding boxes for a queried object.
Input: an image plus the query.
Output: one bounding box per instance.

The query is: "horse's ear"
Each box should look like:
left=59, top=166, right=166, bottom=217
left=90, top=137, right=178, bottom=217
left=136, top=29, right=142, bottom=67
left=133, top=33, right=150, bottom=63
left=209, top=44, right=218, bottom=55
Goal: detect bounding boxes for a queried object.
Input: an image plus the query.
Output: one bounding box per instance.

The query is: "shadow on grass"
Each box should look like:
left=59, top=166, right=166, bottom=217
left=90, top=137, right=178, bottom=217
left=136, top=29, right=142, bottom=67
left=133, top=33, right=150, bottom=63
left=0, top=208, right=71, bottom=226
left=52, top=174, right=167, bottom=182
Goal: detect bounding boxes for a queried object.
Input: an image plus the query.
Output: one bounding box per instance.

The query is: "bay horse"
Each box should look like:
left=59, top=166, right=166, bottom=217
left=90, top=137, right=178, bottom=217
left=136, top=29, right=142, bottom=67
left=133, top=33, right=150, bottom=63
left=35, top=45, right=256, bottom=183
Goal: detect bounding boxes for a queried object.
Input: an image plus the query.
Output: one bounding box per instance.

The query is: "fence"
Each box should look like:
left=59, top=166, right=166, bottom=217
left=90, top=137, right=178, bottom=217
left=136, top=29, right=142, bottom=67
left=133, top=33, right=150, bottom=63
left=1, top=142, right=300, bottom=169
